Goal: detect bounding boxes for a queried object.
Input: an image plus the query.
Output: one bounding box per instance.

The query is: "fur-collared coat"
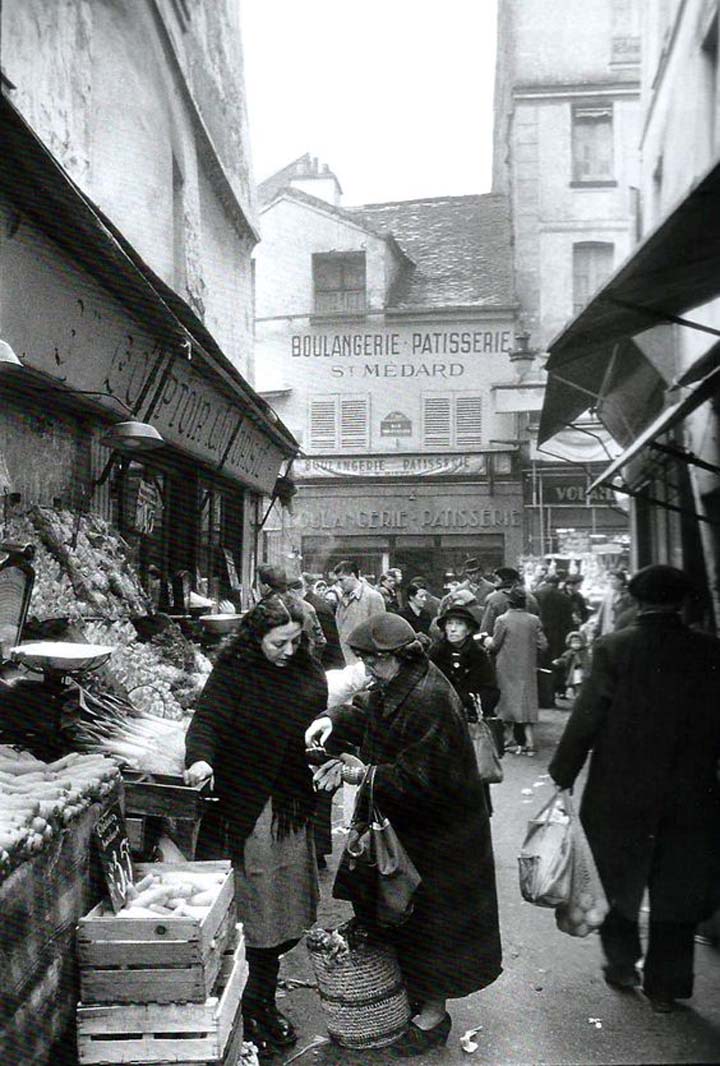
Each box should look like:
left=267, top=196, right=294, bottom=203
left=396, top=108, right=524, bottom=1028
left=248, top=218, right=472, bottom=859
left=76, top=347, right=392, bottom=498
left=329, top=657, right=502, bottom=1000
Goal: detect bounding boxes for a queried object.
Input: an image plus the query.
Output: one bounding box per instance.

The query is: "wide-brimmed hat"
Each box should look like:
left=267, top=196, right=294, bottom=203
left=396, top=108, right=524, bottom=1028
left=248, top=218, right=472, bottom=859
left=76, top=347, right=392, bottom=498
left=494, top=566, right=520, bottom=583
left=628, top=565, right=694, bottom=605
left=436, top=604, right=480, bottom=633
left=463, top=557, right=480, bottom=572
left=347, top=613, right=417, bottom=653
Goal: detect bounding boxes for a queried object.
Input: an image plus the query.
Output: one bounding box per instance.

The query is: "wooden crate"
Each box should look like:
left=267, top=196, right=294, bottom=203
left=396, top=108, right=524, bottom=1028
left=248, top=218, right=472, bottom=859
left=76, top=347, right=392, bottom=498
left=77, top=861, right=236, bottom=1004
left=0, top=792, right=117, bottom=1066
left=77, top=930, right=247, bottom=1064
left=122, top=771, right=214, bottom=820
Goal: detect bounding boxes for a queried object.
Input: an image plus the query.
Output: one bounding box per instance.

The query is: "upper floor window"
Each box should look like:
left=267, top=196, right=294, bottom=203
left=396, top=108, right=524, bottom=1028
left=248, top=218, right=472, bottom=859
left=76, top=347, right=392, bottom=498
left=309, top=394, right=370, bottom=451
left=313, top=252, right=366, bottom=315
left=422, top=394, right=483, bottom=449
left=572, top=106, right=614, bottom=183
left=573, top=242, right=615, bottom=314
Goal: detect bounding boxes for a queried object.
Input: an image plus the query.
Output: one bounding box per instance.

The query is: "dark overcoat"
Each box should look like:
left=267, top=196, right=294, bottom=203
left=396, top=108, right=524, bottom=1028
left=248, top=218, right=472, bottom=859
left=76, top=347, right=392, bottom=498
left=534, top=586, right=576, bottom=660
left=549, top=613, right=720, bottom=922
left=330, top=657, right=502, bottom=1000
left=428, top=637, right=499, bottom=717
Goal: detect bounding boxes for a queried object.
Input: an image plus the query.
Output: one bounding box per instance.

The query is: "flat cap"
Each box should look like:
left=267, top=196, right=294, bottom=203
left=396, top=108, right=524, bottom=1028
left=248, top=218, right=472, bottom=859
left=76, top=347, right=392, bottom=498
left=257, top=564, right=288, bottom=591
left=628, top=565, right=694, bottom=605
left=347, top=613, right=417, bottom=653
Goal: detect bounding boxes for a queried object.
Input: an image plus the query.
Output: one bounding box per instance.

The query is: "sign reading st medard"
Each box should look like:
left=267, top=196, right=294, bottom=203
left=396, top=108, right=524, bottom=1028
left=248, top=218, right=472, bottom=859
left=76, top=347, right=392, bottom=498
left=94, top=803, right=134, bottom=913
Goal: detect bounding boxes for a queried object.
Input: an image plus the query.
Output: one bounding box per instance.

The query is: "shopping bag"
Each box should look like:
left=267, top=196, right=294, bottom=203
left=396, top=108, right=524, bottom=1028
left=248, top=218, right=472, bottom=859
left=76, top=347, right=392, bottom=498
left=333, top=767, right=421, bottom=927
left=555, top=792, right=609, bottom=937
left=518, top=790, right=573, bottom=907
left=468, top=718, right=504, bottom=783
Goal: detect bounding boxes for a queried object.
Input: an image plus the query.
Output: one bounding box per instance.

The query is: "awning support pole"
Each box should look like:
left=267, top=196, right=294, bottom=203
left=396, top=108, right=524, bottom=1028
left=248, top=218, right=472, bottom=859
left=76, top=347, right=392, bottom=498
left=605, top=298, right=720, bottom=340
left=648, top=440, right=720, bottom=476
left=611, top=481, right=718, bottom=525
left=548, top=373, right=603, bottom=401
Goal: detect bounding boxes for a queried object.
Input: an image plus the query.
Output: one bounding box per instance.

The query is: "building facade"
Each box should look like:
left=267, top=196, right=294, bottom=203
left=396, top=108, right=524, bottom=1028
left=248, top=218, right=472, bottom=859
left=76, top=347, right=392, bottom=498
left=540, top=0, right=720, bottom=629
left=254, top=157, right=526, bottom=590
left=492, top=0, right=638, bottom=560
left=0, top=1, right=295, bottom=607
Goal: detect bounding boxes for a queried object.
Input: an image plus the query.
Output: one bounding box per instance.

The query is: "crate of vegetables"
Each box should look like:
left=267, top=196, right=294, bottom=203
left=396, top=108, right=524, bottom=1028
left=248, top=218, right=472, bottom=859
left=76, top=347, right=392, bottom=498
left=121, top=769, right=214, bottom=820
left=76, top=926, right=247, bottom=1064
left=77, top=861, right=236, bottom=1004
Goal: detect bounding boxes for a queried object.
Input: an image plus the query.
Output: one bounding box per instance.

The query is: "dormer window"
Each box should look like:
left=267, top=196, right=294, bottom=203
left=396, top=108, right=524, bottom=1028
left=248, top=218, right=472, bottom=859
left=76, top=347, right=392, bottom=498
left=313, top=251, right=366, bottom=315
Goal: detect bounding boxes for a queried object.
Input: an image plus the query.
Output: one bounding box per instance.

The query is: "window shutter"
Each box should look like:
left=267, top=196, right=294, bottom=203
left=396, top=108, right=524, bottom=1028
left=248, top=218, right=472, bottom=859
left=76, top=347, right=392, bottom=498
left=309, top=399, right=337, bottom=450
left=455, top=396, right=483, bottom=447
left=423, top=396, right=451, bottom=447
left=339, top=397, right=369, bottom=449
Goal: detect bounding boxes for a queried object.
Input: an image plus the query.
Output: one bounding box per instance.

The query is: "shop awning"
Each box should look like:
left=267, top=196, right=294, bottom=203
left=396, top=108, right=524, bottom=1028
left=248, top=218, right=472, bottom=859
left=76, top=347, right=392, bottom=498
left=539, top=158, right=720, bottom=443
left=588, top=363, right=720, bottom=492
left=0, top=93, right=298, bottom=461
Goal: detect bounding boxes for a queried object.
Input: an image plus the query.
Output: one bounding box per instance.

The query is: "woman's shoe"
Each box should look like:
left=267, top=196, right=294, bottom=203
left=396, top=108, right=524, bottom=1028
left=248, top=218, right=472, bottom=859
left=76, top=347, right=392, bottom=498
left=252, top=1003, right=298, bottom=1047
left=391, top=1013, right=451, bottom=1057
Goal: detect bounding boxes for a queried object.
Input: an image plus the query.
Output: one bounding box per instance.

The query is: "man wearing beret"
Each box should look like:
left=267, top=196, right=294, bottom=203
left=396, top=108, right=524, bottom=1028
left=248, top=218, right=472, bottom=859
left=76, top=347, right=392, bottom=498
left=549, top=565, right=720, bottom=1013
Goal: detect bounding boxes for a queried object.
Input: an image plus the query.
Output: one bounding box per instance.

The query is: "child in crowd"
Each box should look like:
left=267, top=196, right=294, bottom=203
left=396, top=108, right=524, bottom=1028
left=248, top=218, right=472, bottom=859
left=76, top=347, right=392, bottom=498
left=552, top=630, right=590, bottom=700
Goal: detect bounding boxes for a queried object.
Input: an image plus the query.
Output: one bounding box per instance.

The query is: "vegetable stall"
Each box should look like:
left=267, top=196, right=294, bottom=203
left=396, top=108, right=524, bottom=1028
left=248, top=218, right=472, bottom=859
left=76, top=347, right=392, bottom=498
left=0, top=514, right=248, bottom=1064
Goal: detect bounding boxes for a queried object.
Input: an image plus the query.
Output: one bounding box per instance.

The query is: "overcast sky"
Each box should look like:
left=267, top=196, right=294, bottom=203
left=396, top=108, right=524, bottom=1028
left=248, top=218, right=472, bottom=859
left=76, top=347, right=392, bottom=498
left=241, top=0, right=499, bottom=206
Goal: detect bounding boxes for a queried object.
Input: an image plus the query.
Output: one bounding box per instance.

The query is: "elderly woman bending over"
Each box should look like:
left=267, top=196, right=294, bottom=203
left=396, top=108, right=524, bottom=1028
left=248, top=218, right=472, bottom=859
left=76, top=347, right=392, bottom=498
left=306, top=613, right=502, bottom=1057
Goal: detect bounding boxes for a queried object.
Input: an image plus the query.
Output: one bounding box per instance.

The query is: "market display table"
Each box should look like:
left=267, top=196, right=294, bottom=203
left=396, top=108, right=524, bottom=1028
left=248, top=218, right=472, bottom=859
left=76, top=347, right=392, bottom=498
left=0, top=793, right=115, bottom=1065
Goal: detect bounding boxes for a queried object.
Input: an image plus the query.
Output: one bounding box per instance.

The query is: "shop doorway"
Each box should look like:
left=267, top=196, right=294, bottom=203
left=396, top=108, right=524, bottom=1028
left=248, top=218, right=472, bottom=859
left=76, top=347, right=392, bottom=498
left=392, top=535, right=505, bottom=598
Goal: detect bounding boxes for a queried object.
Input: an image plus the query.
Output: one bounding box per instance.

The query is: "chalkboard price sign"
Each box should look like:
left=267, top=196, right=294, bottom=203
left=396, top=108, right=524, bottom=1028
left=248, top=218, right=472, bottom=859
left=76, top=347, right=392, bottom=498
left=94, top=803, right=134, bottom=913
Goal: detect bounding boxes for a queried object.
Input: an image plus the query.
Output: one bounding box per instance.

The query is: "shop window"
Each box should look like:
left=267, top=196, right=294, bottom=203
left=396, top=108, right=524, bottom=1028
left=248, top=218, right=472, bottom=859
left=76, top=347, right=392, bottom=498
left=312, top=252, right=366, bottom=315
left=422, top=394, right=482, bottom=448
left=308, top=395, right=370, bottom=451
left=571, top=105, right=614, bottom=183
left=572, top=242, right=615, bottom=314
left=493, top=453, right=514, bottom=475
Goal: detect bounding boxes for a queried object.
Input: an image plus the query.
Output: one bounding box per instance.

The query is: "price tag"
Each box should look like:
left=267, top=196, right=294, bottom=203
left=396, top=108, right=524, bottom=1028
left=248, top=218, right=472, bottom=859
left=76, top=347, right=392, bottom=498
left=94, top=803, right=134, bottom=913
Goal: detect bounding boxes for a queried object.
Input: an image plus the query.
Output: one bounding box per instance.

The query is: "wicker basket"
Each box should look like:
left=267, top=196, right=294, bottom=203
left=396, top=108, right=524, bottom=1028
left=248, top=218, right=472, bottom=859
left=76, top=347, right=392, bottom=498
left=306, top=926, right=411, bottom=1049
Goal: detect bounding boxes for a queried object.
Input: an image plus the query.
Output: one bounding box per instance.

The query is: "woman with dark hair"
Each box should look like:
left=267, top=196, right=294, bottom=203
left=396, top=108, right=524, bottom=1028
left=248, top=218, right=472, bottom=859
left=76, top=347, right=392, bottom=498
left=306, top=613, right=502, bottom=1057
left=184, top=593, right=328, bottom=1058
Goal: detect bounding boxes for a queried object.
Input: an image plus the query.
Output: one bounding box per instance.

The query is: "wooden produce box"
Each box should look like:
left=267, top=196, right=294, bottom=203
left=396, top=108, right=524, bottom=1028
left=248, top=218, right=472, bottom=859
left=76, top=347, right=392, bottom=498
left=122, top=771, right=214, bottom=820
left=77, top=861, right=236, bottom=1005
left=76, top=928, right=247, bottom=1064
left=0, top=789, right=118, bottom=1066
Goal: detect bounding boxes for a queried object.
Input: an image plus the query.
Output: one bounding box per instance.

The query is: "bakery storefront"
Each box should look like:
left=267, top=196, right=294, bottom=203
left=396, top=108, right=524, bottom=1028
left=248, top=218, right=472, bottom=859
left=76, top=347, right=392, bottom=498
left=285, top=453, right=524, bottom=589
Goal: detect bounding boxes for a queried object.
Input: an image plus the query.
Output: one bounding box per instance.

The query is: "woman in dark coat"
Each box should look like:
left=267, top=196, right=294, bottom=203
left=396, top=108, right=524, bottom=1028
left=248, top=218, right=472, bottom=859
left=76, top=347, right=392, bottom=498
left=184, top=593, right=328, bottom=1057
left=549, top=565, right=720, bottom=1012
left=306, top=613, right=502, bottom=1056
left=428, top=603, right=500, bottom=718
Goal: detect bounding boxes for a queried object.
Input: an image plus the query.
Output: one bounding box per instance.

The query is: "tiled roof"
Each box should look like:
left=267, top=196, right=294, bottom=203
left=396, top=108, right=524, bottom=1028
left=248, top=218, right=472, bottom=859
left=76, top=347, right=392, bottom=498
left=348, top=194, right=516, bottom=310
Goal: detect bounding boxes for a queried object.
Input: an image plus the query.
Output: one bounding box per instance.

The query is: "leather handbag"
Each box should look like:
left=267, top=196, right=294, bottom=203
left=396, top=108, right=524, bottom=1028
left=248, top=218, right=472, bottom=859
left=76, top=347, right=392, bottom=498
left=332, top=766, right=422, bottom=927
left=468, top=717, right=504, bottom=783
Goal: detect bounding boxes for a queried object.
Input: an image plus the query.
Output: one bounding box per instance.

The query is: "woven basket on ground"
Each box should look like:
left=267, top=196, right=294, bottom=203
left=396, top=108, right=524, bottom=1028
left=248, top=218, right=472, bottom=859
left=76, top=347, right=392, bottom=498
left=306, top=926, right=411, bottom=1049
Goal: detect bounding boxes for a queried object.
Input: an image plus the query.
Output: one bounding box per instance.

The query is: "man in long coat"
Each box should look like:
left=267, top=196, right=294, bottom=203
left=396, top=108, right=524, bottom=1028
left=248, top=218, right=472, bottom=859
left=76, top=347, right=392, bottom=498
left=549, top=565, right=720, bottom=1013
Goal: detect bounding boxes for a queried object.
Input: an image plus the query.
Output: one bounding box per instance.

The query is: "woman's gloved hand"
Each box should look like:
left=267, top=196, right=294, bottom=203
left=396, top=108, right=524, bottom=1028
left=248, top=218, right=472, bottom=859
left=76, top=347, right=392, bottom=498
left=339, top=752, right=367, bottom=786
left=312, top=759, right=344, bottom=792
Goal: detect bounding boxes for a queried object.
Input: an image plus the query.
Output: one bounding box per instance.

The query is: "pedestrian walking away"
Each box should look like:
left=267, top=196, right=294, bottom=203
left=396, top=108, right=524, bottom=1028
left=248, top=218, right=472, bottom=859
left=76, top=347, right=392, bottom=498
left=549, top=565, right=720, bottom=1014
left=184, top=593, right=329, bottom=1059
left=487, top=587, right=548, bottom=755
left=306, top=613, right=502, bottom=1057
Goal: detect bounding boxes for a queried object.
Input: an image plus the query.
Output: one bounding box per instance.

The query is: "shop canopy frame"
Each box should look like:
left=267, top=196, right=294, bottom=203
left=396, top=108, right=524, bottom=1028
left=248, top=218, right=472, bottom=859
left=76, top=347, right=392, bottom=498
left=0, top=93, right=298, bottom=462
left=539, top=157, right=720, bottom=445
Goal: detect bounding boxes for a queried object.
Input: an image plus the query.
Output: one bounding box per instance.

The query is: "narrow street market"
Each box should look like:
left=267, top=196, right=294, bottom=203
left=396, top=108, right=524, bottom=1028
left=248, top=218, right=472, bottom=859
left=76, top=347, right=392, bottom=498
left=1, top=2, right=719, bottom=1066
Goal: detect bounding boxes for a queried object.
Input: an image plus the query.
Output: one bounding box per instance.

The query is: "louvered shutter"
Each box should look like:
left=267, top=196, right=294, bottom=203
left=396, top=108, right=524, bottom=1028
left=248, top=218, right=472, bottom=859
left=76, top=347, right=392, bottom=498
left=340, top=397, right=369, bottom=449
left=423, top=396, right=451, bottom=447
left=455, top=396, right=483, bottom=447
left=309, top=399, right=337, bottom=450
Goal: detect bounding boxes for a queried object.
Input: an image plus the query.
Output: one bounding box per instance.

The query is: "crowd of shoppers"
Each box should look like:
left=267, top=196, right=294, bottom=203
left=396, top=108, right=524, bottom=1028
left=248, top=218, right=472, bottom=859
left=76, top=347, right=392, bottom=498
left=182, top=556, right=718, bottom=1056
